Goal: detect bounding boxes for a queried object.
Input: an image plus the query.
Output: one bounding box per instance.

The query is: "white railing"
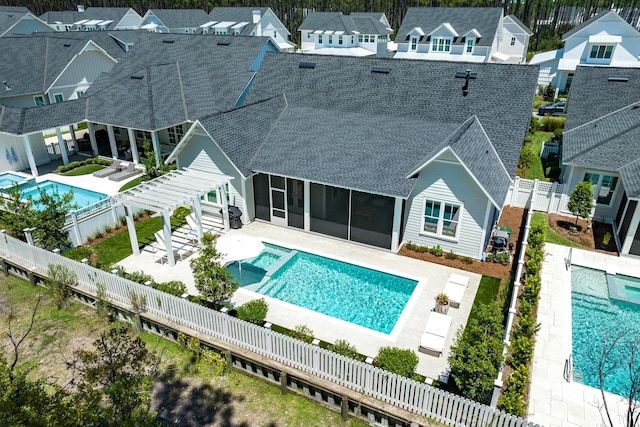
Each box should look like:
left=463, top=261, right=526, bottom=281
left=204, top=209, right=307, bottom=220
left=0, top=233, right=541, bottom=427
left=64, top=197, right=113, bottom=225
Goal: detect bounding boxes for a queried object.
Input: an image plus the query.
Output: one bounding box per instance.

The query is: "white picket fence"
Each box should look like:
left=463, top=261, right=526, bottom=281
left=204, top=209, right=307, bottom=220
left=506, top=177, right=565, bottom=213
left=0, top=233, right=541, bottom=427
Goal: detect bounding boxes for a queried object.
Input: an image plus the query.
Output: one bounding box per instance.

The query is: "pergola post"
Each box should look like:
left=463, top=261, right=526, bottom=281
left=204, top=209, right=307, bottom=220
left=151, top=131, right=161, bottom=166
left=127, top=128, right=140, bottom=164
left=191, top=196, right=203, bottom=239
left=56, top=127, right=69, bottom=165
left=161, top=211, right=175, bottom=267
left=124, top=206, right=139, bottom=255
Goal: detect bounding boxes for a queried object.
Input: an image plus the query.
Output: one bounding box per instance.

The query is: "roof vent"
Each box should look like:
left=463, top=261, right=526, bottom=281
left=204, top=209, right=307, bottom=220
left=608, top=76, right=628, bottom=82
left=63, top=42, right=71, bottom=47
left=162, top=39, right=175, bottom=44
left=371, top=66, right=391, bottom=74
left=3, top=81, right=10, bottom=91
left=217, top=41, right=230, bottom=46
left=298, top=61, right=316, bottom=69
left=130, top=74, right=144, bottom=80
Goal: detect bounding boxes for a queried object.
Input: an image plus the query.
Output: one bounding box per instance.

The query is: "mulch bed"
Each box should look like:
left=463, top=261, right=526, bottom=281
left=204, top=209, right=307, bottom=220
left=547, top=213, right=618, bottom=254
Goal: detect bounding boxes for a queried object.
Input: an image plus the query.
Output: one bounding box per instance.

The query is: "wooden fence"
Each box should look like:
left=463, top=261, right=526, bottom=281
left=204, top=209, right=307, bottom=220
left=0, top=232, right=542, bottom=427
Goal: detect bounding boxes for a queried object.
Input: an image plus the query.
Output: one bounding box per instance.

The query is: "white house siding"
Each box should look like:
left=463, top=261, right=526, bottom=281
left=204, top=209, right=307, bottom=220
left=115, top=10, right=142, bottom=30
left=0, top=94, right=46, bottom=108
left=260, top=10, right=290, bottom=46
left=0, top=134, right=29, bottom=172
left=498, top=19, right=529, bottom=62
left=176, top=132, right=248, bottom=223
left=49, top=48, right=117, bottom=101
left=560, top=165, right=625, bottom=221
left=403, top=153, right=490, bottom=259
left=536, top=59, right=559, bottom=87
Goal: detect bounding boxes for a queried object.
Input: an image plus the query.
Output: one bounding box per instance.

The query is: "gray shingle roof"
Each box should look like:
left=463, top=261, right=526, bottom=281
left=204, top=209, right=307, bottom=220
left=563, top=66, right=640, bottom=198
left=246, top=53, right=538, bottom=178
left=40, top=7, right=135, bottom=30
left=299, top=12, right=392, bottom=35
left=506, top=14, right=533, bottom=36
left=0, top=10, right=46, bottom=35
left=146, top=9, right=210, bottom=29
left=25, top=31, right=141, bottom=60
left=395, top=7, right=502, bottom=46
left=208, top=7, right=270, bottom=36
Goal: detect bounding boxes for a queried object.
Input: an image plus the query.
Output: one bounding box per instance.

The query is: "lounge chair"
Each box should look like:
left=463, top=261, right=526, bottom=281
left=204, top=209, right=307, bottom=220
left=419, top=312, right=452, bottom=357
left=186, top=213, right=220, bottom=236
left=108, top=163, right=138, bottom=182
left=92, top=160, right=122, bottom=178
left=152, top=231, right=192, bottom=264
left=442, top=273, right=470, bottom=309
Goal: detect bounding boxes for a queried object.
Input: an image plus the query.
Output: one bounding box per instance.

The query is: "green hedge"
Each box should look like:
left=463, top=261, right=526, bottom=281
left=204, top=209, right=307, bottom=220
left=56, top=157, right=112, bottom=173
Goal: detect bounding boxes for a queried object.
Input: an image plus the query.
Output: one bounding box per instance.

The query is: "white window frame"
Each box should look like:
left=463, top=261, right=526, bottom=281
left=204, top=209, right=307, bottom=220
left=409, top=35, right=418, bottom=51
left=583, top=172, right=619, bottom=206
left=53, top=93, right=64, bottom=103
left=465, top=38, right=475, bottom=54
left=76, top=90, right=84, bottom=98
left=318, top=34, right=323, bottom=44
left=338, top=35, right=343, bottom=45
left=420, top=198, right=462, bottom=241
left=510, top=36, right=516, bottom=46
left=203, top=183, right=230, bottom=206
left=33, top=95, right=45, bottom=106
left=589, top=44, right=614, bottom=60
left=328, top=34, right=333, bottom=44
left=431, top=37, right=452, bottom=53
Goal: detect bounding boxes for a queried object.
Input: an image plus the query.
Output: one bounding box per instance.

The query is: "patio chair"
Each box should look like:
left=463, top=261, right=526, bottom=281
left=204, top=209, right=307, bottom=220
left=92, top=160, right=122, bottom=178
left=186, top=213, right=220, bottom=236
left=419, top=311, right=452, bottom=357
left=152, top=231, right=192, bottom=264
left=443, top=273, right=470, bottom=309
left=108, top=163, right=139, bottom=182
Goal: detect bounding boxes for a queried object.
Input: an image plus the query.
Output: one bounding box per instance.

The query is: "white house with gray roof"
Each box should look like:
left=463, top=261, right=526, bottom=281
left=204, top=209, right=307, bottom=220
left=530, top=10, right=640, bottom=92
left=207, top=7, right=293, bottom=51
left=166, top=54, right=538, bottom=257
left=40, top=7, right=143, bottom=32
left=138, top=9, right=210, bottom=33
left=298, top=12, right=393, bottom=56
left=559, top=66, right=640, bottom=257
left=394, top=7, right=531, bottom=63
left=0, top=6, right=53, bottom=36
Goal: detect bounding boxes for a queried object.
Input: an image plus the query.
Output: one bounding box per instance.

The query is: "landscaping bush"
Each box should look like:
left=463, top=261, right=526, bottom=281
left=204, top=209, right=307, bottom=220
left=328, top=339, right=360, bottom=360
left=461, top=256, right=473, bottom=265
left=429, top=245, right=443, bottom=257
left=416, top=245, right=429, bottom=253
left=540, top=116, right=565, bottom=132
left=517, top=144, right=536, bottom=171
left=172, top=206, right=191, bottom=223
left=154, top=280, right=187, bottom=297
left=498, top=364, right=529, bottom=417
left=374, top=347, right=419, bottom=378
left=46, top=264, right=77, bottom=309
left=541, top=83, right=555, bottom=102
left=236, top=299, right=269, bottom=325
left=529, top=116, right=539, bottom=134
left=405, top=241, right=418, bottom=251
left=445, top=251, right=458, bottom=260
left=289, top=324, right=314, bottom=343
left=495, top=252, right=510, bottom=265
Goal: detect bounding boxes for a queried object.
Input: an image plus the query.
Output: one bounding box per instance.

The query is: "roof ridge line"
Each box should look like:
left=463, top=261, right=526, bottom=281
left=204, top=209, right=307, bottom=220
left=42, top=37, right=49, bottom=93
left=469, top=114, right=511, bottom=179
left=565, top=115, right=640, bottom=163
left=246, top=94, right=288, bottom=171
left=175, top=61, right=189, bottom=122
left=565, top=101, right=640, bottom=134
left=146, top=65, right=155, bottom=130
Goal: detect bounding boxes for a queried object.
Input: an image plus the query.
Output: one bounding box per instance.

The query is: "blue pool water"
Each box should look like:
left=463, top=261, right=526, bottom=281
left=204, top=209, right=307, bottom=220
left=571, top=265, right=640, bottom=397
left=19, top=181, right=107, bottom=209
left=0, top=172, right=29, bottom=187
left=229, top=243, right=418, bottom=334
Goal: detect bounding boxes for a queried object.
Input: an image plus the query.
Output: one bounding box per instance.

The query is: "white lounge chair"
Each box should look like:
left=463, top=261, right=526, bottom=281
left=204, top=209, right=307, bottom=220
left=443, top=273, right=470, bottom=308
left=109, top=163, right=139, bottom=182
left=92, top=160, right=122, bottom=178
left=152, top=231, right=192, bottom=264
left=186, top=213, right=220, bottom=236
left=419, top=312, right=452, bottom=357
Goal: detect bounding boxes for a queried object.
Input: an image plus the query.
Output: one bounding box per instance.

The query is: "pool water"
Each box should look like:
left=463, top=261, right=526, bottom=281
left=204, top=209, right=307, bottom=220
left=229, top=243, right=418, bottom=334
left=0, top=172, right=29, bottom=187
left=571, top=265, right=640, bottom=397
left=19, top=181, right=107, bottom=209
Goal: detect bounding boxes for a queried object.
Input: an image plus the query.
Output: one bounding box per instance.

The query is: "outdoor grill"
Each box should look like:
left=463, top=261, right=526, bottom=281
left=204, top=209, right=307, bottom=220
left=491, top=229, right=509, bottom=253
left=228, top=206, right=243, bottom=229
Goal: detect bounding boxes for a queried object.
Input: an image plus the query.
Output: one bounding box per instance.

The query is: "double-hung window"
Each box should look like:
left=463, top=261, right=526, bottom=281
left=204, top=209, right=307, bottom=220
left=510, top=36, right=516, bottom=46
left=410, top=35, right=418, bottom=51
left=465, top=38, right=474, bottom=53
left=328, top=35, right=333, bottom=44
left=318, top=34, right=323, bottom=44
left=422, top=199, right=461, bottom=239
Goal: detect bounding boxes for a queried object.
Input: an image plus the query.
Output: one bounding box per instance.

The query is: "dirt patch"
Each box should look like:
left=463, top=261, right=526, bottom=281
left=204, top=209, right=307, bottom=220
left=399, top=206, right=525, bottom=280
left=547, top=213, right=618, bottom=254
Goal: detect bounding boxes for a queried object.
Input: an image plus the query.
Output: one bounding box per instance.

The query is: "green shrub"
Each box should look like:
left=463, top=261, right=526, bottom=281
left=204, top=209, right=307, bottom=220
left=518, top=144, right=536, bottom=170
left=485, top=252, right=494, bottom=262
left=236, top=299, right=269, bottom=324
left=375, top=347, right=419, bottom=378
left=495, top=252, right=510, bottom=265
left=540, top=116, right=565, bottom=132
left=405, top=241, right=418, bottom=251
left=328, top=339, right=360, bottom=360
left=461, top=256, right=473, bottom=265
left=529, top=116, right=539, bottom=134
left=416, top=245, right=429, bottom=253
left=498, top=365, right=529, bottom=416
left=46, top=264, right=77, bottom=309
left=429, top=245, right=443, bottom=257
left=552, top=128, right=563, bottom=143
left=445, top=251, right=458, bottom=260
left=68, top=161, right=81, bottom=169
left=155, top=280, right=187, bottom=297
left=172, top=206, right=191, bottom=222
left=289, top=324, right=314, bottom=343
left=508, top=335, right=534, bottom=367
left=201, top=348, right=227, bottom=376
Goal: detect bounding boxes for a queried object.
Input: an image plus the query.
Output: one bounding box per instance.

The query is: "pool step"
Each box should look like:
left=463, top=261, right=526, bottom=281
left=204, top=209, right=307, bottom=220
left=265, top=250, right=298, bottom=277
left=572, top=292, right=619, bottom=315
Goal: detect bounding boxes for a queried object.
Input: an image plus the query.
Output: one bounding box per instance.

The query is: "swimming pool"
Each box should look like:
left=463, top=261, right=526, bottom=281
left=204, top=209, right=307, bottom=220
left=571, top=265, right=640, bottom=396
left=228, top=243, right=418, bottom=334
left=0, top=172, right=30, bottom=188
left=19, top=180, right=107, bottom=209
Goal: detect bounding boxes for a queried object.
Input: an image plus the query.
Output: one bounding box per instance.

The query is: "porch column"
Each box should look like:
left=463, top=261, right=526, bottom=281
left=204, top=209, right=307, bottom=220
left=56, top=127, right=69, bottom=165
left=151, top=131, right=161, bottom=166
left=127, top=128, right=140, bottom=164
left=124, top=205, right=139, bottom=256
left=87, top=123, right=99, bottom=156
left=161, top=211, right=175, bottom=267
left=21, top=135, right=38, bottom=177
left=191, top=196, right=203, bottom=239
left=390, top=197, right=403, bottom=252
left=621, top=202, right=640, bottom=254
left=106, top=125, right=118, bottom=159
left=68, top=125, right=77, bottom=150
left=221, top=186, right=230, bottom=232
left=304, top=180, right=311, bottom=232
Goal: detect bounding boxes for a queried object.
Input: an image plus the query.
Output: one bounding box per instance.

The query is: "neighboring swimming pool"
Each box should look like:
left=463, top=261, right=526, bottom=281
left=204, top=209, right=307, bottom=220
left=228, top=243, right=418, bottom=334
left=0, top=172, right=29, bottom=188
left=18, top=180, right=107, bottom=210
left=571, top=265, right=640, bottom=397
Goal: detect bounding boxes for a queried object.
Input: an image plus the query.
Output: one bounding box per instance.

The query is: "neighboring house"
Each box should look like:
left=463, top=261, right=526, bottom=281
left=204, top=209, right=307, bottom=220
left=0, top=6, right=54, bottom=36
left=530, top=10, right=640, bottom=92
left=298, top=12, right=393, bottom=57
left=0, top=34, right=279, bottom=176
left=0, top=36, right=118, bottom=108
left=560, top=66, right=640, bottom=257
left=166, top=54, right=538, bottom=257
left=39, top=6, right=143, bottom=31
left=138, top=9, right=210, bottom=33
left=27, top=30, right=143, bottom=59
left=394, top=7, right=531, bottom=63
left=207, top=7, right=294, bottom=51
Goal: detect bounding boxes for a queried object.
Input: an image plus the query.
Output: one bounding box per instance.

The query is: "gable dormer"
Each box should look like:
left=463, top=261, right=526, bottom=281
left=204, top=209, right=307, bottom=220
left=429, top=23, right=458, bottom=53
left=462, top=28, right=481, bottom=54
left=407, top=27, right=424, bottom=51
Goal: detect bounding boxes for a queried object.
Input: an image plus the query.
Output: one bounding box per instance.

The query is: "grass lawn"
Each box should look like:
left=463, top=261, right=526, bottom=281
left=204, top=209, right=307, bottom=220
left=531, top=212, right=586, bottom=249
left=119, top=176, right=143, bottom=192
left=524, top=131, right=554, bottom=181
left=61, top=164, right=104, bottom=176
left=0, top=275, right=366, bottom=426
left=467, top=276, right=502, bottom=324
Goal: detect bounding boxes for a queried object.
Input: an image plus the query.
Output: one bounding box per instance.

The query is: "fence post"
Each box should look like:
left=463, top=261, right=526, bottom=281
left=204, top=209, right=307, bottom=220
left=280, top=371, right=288, bottom=394
left=548, top=182, right=558, bottom=213
left=70, top=210, right=81, bottom=245
left=510, top=177, right=520, bottom=206
left=23, top=227, right=35, bottom=246
left=225, top=350, right=233, bottom=372
left=341, top=395, right=349, bottom=420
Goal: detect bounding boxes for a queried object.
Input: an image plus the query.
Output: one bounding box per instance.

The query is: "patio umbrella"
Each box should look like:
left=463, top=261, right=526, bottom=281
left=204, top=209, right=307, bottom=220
left=216, top=235, right=265, bottom=274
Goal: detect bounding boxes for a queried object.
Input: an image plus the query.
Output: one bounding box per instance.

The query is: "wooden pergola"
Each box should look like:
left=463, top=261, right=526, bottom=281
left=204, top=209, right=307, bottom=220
left=112, top=167, right=232, bottom=266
